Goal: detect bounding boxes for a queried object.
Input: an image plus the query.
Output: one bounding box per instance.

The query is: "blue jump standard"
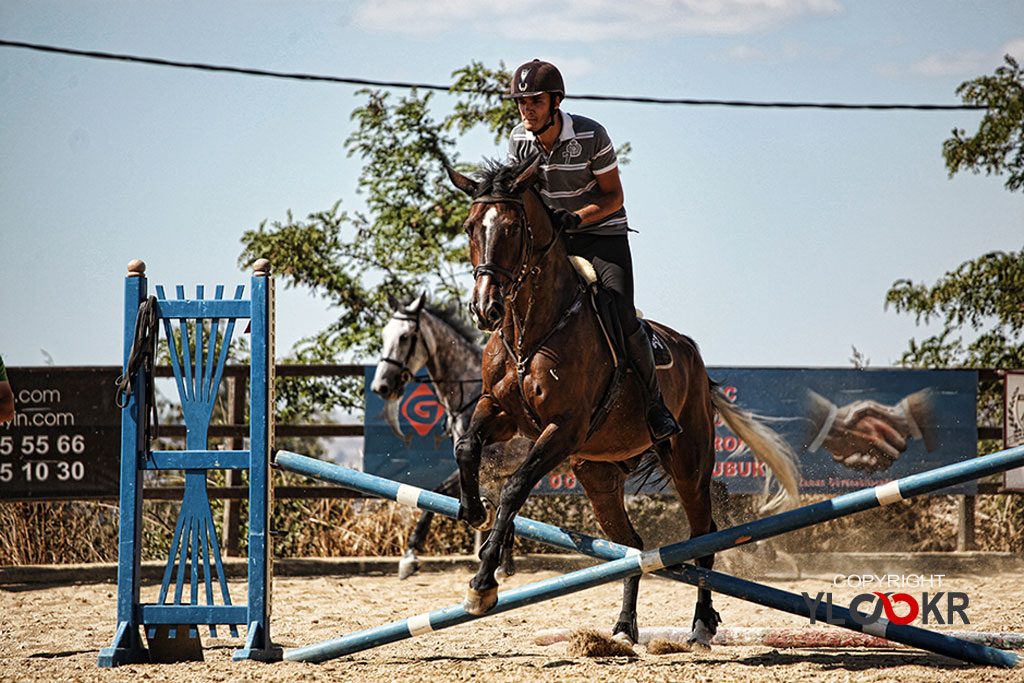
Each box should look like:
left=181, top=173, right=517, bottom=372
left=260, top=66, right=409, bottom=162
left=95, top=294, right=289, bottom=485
left=275, top=446, right=1024, bottom=668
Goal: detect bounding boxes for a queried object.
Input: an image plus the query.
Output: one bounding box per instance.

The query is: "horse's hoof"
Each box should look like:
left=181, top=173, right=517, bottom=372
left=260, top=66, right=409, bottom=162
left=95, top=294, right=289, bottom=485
left=463, top=586, right=498, bottom=615
left=686, top=621, right=714, bottom=652
left=611, top=631, right=635, bottom=647
left=496, top=560, right=516, bottom=581
left=475, top=499, right=497, bottom=532
left=458, top=501, right=488, bottom=530
left=612, top=620, right=638, bottom=645
left=687, top=638, right=712, bottom=653
left=398, top=550, right=419, bottom=580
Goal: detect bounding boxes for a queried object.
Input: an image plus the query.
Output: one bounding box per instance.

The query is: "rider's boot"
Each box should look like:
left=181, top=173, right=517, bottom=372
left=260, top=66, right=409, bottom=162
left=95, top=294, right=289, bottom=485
left=625, top=325, right=683, bottom=443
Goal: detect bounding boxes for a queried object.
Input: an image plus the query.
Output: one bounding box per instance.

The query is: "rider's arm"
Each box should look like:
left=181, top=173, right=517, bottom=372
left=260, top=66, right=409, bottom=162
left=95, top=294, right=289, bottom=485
left=574, top=165, right=624, bottom=227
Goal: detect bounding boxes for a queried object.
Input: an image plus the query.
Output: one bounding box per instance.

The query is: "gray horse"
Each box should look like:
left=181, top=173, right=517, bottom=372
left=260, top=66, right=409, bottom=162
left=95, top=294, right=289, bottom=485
left=370, top=294, right=532, bottom=579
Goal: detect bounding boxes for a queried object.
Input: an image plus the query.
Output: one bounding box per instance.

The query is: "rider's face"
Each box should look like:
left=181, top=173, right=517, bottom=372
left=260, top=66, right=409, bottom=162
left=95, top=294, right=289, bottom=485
left=517, top=94, right=556, bottom=132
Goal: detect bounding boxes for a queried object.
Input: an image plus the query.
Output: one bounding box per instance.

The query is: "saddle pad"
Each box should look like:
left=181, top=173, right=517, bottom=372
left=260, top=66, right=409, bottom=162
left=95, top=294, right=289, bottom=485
left=641, top=320, right=674, bottom=369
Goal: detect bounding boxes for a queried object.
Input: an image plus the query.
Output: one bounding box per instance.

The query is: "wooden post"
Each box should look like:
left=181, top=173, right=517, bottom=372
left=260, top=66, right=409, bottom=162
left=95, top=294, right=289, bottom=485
left=222, top=375, right=246, bottom=556
left=957, top=494, right=976, bottom=551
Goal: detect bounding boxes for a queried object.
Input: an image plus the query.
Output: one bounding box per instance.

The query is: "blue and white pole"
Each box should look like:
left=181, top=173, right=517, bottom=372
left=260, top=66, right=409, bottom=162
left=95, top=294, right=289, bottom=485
left=274, top=446, right=1024, bottom=668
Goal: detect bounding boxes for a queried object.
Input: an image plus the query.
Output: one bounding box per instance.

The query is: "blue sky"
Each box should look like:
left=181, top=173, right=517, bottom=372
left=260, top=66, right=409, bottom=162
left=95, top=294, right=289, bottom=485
left=1, top=0, right=1022, bottom=369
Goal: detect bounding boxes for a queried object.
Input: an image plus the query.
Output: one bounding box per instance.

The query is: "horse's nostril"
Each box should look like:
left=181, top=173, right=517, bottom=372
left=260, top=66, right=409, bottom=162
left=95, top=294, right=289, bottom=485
left=486, top=302, right=503, bottom=324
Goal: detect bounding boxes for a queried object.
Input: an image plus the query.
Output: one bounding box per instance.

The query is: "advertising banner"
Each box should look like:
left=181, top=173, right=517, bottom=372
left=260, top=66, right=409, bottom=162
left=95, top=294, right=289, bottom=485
left=363, top=367, right=979, bottom=496
left=706, top=367, right=977, bottom=495
left=1, top=367, right=122, bottom=500
left=1003, top=371, right=1024, bottom=491
left=363, top=368, right=458, bottom=492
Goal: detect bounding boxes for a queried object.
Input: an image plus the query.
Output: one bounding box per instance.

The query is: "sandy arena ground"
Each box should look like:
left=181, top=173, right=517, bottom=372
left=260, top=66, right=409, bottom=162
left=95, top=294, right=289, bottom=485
left=2, top=560, right=1023, bottom=682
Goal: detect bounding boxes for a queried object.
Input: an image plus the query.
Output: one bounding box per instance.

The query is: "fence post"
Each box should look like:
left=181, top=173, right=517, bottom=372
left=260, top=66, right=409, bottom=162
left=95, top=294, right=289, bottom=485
left=222, top=375, right=246, bottom=556
left=957, top=494, right=976, bottom=550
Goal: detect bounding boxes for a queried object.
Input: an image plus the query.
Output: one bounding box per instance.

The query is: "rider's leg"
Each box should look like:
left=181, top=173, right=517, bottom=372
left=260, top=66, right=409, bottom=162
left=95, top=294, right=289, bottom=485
left=568, top=233, right=682, bottom=443
left=624, top=322, right=682, bottom=442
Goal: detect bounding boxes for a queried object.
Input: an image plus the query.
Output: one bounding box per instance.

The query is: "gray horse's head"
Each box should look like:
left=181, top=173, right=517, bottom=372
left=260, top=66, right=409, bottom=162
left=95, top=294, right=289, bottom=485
left=371, top=292, right=428, bottom=401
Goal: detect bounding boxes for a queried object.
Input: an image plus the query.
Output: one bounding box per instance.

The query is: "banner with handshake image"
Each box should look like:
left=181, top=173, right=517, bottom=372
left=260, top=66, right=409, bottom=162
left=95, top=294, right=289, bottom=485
left=709, top=367, right=978, bottom=496
left=362, top=366, right=979, bottom=496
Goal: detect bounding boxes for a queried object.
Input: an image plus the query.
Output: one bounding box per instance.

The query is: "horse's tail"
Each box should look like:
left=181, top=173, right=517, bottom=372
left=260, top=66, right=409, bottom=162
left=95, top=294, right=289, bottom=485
left=709, top=383, right=801, bottom=515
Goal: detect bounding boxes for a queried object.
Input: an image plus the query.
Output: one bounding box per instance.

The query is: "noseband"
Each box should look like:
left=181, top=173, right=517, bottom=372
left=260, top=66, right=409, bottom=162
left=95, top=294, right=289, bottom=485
left=380, top=309, right=422, bottom=386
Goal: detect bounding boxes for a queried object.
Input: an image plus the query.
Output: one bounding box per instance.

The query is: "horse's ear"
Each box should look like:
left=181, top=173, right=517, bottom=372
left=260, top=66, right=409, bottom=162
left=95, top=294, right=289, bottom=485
left=446, top=165, right=478, bottom=197
left=410, top=292, right=426, bottom=312
left=386, top=293, right=400, bottom=311
left=511, top=156, right=542, bottom=195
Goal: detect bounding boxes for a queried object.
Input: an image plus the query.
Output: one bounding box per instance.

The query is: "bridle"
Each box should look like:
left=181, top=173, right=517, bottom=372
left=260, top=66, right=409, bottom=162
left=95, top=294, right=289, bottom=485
left=468, top=190, right=584, bottom=433
left=380, top=306, right=484, bottom=420
left=469, top=191, right=564, bottom=303
left=380, top=308, right=423, bottom=386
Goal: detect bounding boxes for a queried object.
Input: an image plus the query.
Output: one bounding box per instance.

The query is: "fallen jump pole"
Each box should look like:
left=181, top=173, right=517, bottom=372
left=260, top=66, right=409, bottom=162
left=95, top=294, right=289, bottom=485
left=275, top=446, right=1024, bottom=668
left=533, top=627, right=1024, bottom=650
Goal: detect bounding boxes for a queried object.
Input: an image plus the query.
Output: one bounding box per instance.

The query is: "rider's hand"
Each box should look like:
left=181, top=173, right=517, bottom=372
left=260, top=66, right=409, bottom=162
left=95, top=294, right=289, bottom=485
left=552, top=208, right=582, bottom=232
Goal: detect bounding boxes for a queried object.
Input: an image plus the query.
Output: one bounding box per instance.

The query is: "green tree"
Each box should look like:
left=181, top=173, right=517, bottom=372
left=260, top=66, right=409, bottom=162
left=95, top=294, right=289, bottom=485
left=943, top=54, right=1024, bottom=193
left=238, top=61, right=634, bottom=417
left=885, top=247, right=1024, bottom=447
left=886, top=247, right=1024, bottom=549
left=237, top=63, right=515, bottom=414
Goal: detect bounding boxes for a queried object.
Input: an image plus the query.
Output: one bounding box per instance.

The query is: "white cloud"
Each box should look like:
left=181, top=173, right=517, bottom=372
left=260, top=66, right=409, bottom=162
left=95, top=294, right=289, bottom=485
left=879, top=38, right=1024, bottom=79
left=906, top=50, right=991, bottom=77
left=717, top=39, right=841, bottom=63
left=351, top=0, right=844, bottom=40
left=1003, top=39, right=1024, bottom=61
left=722, top=43, right=767, bottom=61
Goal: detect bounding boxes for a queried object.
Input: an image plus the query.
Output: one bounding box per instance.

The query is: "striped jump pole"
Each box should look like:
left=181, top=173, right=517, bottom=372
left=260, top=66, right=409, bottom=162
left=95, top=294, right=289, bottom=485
left=533, top=627, right=1024, bottom=650
left=274, top=446, right=1024, bottom=667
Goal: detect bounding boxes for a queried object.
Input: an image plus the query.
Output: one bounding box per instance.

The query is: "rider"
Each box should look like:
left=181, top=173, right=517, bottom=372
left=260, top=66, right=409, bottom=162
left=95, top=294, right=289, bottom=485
left=506, top=59, right=682, bottom=444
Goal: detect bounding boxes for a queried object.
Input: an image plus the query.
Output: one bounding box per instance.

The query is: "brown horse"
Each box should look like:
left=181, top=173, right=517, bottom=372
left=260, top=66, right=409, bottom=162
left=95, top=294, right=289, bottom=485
left=446, top=157, right=800, bottom=648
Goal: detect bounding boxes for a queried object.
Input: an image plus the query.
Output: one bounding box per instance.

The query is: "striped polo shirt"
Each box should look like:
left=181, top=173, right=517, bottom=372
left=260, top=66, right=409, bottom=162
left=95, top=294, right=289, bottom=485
left=508, top=110, right=630, bottom=236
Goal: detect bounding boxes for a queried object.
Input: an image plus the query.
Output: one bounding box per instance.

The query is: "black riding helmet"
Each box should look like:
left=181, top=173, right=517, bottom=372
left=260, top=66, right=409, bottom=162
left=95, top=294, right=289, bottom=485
left=509, top=60, right=564, bottom=136
left=509, top=59, right=565, bottom=99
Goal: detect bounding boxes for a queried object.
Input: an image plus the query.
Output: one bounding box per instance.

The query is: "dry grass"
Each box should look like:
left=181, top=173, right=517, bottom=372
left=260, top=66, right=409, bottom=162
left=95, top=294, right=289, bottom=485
left=2, top=490, right=1022, bottom=566
left=0, top=501, right=120, bottom=565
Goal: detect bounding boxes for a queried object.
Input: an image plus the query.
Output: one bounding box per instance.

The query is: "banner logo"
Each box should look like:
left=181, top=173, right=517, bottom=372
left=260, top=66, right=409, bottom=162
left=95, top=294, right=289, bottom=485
left=401, top=384, right=446, bottom=437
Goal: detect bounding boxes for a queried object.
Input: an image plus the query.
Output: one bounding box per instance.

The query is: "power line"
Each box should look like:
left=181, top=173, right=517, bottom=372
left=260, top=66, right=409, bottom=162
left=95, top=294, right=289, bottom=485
left=0, top=39, right=986, bottom=111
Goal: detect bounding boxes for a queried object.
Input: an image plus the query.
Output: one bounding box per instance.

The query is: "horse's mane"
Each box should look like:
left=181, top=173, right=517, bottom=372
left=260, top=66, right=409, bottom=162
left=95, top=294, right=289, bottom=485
left=471, top=155, right=539, bottom=198
left=400, top=295, right=482, bottom=347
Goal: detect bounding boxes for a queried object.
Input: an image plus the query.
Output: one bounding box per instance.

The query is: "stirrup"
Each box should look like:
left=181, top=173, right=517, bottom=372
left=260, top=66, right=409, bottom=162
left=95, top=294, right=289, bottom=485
left=647, top=402, right=682, bottom=443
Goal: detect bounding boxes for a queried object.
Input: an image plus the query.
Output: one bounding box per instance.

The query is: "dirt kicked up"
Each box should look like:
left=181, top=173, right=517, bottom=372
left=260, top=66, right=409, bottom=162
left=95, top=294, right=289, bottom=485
left=2, top=565, right=1022, bottom=682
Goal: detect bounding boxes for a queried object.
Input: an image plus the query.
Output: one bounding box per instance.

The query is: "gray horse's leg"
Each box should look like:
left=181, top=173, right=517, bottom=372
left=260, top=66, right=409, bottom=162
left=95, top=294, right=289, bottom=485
left=399, top=470, right=461, bottom=580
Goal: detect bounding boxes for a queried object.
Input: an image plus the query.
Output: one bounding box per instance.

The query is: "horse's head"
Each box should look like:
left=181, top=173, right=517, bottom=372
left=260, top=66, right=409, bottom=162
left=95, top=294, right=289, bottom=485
left=448, top=157, right=545, bottom=332
left=371, top=292, right=428, bottom=401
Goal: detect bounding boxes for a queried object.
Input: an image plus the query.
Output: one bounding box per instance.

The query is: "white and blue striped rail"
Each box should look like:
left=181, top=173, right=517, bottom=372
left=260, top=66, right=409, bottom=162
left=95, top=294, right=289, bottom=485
left=274, top=446, right=1024, bottom=668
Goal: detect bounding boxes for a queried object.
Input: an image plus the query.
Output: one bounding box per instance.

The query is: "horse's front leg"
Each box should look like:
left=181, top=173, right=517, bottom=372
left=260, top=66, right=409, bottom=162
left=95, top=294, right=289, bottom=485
left=454, top=396, right=516, bottom=530
left=464, top=422, right=579, bottom=615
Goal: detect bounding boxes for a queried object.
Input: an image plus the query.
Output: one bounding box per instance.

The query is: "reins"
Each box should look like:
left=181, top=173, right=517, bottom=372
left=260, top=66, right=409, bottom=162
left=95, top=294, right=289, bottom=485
left=470, top=190, right=584, bottom=433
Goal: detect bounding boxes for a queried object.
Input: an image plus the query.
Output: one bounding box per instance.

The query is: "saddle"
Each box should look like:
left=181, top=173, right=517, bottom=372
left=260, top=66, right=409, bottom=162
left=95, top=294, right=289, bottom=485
left=568, top=256, right=673, bottom=369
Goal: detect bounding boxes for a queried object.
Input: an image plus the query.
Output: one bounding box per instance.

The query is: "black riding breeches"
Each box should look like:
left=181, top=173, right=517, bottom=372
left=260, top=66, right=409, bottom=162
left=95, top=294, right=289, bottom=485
left=565, top=232, right=640, bottom=336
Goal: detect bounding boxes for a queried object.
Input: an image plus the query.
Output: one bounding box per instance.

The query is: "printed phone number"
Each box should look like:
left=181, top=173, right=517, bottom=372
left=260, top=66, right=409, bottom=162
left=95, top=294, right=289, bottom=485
left=1, top=459, right=87, bottom=483
left=1, top=434, right=87, bottom=457
left=1, top=435, right=90, bottom=483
